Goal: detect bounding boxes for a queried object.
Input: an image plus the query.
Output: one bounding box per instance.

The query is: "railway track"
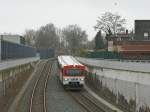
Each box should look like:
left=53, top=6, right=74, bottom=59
left=69, top=90, right=106, bottom=112
left=29, top=60, right=52, bottom=112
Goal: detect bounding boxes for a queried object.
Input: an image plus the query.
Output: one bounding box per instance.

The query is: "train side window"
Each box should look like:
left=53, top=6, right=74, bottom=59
left=85, top=71, right=88, bottom=75
left=81, top=70, right=87, bottom=76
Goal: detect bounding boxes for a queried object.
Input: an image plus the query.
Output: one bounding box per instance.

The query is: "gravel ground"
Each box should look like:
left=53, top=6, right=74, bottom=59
left=46, top=61, right=86, bottom=112
left=12, top=61, right=46, bottom=112
left=0, top=65, right=34, bottom=112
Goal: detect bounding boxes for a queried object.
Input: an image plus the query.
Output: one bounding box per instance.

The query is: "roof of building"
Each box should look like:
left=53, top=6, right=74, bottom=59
left=135, top=20, right=150, bottom=22
left=0, top=34, right=23, bottom=37
left=111, top=34, right=131, bottom=37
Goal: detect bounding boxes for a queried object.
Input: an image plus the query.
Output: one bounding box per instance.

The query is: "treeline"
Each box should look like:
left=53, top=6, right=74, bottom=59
left=24, top=23, right=90, bottom=55
left=24, top=11, right=127, bottom=55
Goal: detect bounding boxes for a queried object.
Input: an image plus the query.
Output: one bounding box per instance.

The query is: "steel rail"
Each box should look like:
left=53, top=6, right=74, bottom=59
left=29, top=60, right=51, bottom=112
left=43, top=62, right=52, bottom=112
left=69, top=90, right=106, bottom=112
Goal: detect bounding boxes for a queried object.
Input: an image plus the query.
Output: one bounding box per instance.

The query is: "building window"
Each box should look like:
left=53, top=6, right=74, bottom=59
left=144, top=32, right=149, bottom=40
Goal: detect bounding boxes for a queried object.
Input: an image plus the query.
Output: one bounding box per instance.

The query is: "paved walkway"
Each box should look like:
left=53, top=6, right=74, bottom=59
left=85, top=85, right=124, bottom=112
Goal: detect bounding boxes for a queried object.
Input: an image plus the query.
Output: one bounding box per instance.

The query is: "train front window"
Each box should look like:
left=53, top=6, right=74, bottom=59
left=65, top=69, right=81, bottom=76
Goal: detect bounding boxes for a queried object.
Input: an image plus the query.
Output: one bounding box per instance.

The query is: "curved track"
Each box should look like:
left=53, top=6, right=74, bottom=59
left=29, top=60, right=52, bottom=112
left=69, top=90, right=106, bottom=112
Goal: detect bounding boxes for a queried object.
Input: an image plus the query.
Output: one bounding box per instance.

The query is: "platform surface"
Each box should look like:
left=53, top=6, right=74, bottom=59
left=0, top=57, right=39, bottom=71
left=77, top=57, right=150, bottom=73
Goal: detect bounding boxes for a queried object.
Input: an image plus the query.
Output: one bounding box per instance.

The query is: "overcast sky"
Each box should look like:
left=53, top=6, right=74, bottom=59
left=0, top=0, right=149, bottom=40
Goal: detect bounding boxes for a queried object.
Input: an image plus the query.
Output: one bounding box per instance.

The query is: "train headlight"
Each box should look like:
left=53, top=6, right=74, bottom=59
left=64, top=78, right=68, bottom=81
left=80, top=78, right=84, bottom=81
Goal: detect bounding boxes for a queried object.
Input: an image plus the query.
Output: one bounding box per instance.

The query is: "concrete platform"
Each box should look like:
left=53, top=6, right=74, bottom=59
left=77, top=57, right=150, bottom=73
left=0, top=57, right=40, bottom=71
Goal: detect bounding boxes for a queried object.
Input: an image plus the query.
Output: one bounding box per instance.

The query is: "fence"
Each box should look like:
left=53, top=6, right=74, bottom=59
left=37, top=48, right=55, bottom=59
left=87, top=51, right=122, bottom=59
left=0, top=40, right=36, bottom=60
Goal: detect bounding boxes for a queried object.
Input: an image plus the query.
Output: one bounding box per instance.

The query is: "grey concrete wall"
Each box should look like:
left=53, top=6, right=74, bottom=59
left=0, top=59, right=38, bottom=96
left=78, top=57, right=150, bottom=111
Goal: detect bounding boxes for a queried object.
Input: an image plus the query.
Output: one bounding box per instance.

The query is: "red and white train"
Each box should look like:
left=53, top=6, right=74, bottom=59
left=57, top=55, right=86, bottom=89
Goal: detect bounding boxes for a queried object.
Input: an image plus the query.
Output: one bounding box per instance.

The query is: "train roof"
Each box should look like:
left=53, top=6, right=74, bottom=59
left=57, top=55, right=84, bottom=68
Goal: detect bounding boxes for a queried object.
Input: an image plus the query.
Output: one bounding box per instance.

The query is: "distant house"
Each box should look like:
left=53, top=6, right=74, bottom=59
left=0, top=34, right=25, bottom=45
left=107, top=31, right=133, bottom=52
left=135, top=20, right=150, bottom=40
left=108, top=40, right=150, bottom=59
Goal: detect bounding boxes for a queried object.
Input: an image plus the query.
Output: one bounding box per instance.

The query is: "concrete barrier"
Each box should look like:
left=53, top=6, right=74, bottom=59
left=0, top=57, right=39, bottom=96
left=77, top=57, right=150, bottom=112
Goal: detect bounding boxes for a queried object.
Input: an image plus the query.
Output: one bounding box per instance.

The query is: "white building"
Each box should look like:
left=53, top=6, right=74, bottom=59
left=0, top=35, right=25, bottom=45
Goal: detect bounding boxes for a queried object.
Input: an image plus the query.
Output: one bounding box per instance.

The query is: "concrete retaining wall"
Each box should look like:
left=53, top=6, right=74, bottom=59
left=0, top=58, right=39, bottom=96
left=77, top=57, right=150, bottom=111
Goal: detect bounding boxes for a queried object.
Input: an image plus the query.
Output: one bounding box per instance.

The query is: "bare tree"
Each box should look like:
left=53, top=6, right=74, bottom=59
left=24, top=29, right=36, bottom=46
left=94, top=12, right=126, bottom=35
left=35, top=23, right=59, bottom=49
left=62, top=25, right=88, bottom=55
